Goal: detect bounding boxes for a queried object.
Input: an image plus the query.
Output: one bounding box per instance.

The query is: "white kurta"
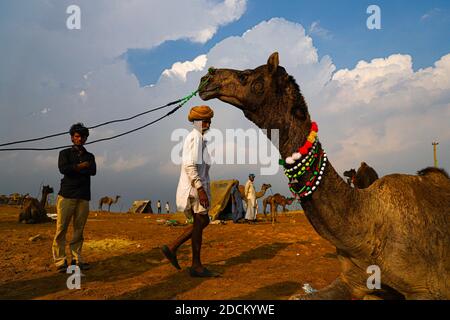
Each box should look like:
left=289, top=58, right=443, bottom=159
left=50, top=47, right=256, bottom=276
left=244, top=179, right=257, bottom=220
left=176, top=128, right=211, bottom=212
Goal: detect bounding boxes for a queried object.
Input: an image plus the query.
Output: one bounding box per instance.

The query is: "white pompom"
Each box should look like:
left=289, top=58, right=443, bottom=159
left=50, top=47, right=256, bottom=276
left=286, top=157, right=294, bottom=164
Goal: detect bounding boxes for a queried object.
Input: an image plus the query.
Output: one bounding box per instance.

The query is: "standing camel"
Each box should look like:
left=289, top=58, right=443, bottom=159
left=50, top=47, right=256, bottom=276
left=263, top=193, right=295, bottom=224
left=238, top=183, right=271, bottom=203
left=19, top=185, right=53, bottom=224
left=198, top=52, right=450, bottom=300
left=98, top=195, right=121, bottom=212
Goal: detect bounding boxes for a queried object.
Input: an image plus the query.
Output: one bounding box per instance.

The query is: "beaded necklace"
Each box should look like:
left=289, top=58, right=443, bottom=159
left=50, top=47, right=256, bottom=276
left=279, top=121, right=327, bottom=201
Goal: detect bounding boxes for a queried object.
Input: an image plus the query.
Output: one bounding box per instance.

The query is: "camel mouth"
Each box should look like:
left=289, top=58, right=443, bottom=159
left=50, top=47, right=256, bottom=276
left=199, top=87, right=220, bottom=101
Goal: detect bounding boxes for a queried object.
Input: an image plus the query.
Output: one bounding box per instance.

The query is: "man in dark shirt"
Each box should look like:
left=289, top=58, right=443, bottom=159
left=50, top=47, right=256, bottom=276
left=52, top=123, right=96, bottom=272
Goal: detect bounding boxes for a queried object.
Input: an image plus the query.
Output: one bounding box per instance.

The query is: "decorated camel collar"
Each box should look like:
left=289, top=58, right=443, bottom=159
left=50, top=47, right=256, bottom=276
left=279, top=121, right=328, bottom=201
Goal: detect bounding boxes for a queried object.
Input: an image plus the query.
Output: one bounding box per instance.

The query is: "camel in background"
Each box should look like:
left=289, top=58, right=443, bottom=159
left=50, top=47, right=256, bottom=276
left=19, top=185, right=53, bottom=224
left=263, top=193, right=295, bottom=224
left=344, top=162, right=379, bottom=189
left=98, top=195, right=121, bottom=212
left=238, top=183, right=271, bottom=203
left=198, top=52, right=450, bottom=299
left=263, top=193, right=294, bottom=213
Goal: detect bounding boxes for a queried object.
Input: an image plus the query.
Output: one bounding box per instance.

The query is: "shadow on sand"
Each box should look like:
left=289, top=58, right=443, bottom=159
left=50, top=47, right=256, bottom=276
left=0, top=247, right=165, bottom=299
left=114, top=242, right=291, bottom=300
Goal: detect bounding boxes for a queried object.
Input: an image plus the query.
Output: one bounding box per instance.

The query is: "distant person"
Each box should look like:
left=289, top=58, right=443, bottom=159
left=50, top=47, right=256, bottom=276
left=245, top=174, right=257, bottom=223
left=230, top=180, right=245, bottom=223
left=157, top=200, right=161, bottom=214
left=52, top=123, right=96, bottom=273
left=165, top=202, right=170, bottom=213
left=161, top=105, right=219, bottom=277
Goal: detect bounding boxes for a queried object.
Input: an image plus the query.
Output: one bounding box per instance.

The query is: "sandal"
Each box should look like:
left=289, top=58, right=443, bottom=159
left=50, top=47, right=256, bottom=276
left=161, top=245, right=181, bottom=270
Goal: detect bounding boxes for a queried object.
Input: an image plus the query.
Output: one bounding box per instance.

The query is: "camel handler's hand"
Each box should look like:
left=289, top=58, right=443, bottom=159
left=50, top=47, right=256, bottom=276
left=197, top=186, right=209, bottom=209
left=76, top=161, right=90, bottom=171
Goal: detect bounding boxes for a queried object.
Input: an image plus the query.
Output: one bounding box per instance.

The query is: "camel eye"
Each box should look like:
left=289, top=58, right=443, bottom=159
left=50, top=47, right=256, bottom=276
left=251, top=80, right=264, bottom=95
left=238, top=73, right=248, bottom=84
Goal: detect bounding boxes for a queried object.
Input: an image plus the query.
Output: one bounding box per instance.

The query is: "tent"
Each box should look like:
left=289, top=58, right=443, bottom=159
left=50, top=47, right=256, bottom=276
left=128, top=200, right=153, bottom=213
left=209, top=179, right=239, bottom=221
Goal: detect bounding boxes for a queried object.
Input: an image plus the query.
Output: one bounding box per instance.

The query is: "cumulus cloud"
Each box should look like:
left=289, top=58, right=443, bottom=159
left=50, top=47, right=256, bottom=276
left=308, top=21, right=332, bottom=40
left=162, top=55, right=208, bottom=81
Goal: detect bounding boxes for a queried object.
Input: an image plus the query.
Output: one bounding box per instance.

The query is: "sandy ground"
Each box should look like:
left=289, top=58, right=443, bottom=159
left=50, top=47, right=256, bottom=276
left=0, top=205, right=340, bottom=300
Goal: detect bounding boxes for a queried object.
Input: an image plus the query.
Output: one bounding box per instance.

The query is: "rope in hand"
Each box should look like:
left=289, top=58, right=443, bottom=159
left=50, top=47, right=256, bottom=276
left=0, top=76, right=211, bottom=151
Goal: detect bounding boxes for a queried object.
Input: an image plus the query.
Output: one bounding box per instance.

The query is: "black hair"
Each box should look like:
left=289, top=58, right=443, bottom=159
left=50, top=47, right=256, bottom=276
left=69, top=123, right=89, bottom=137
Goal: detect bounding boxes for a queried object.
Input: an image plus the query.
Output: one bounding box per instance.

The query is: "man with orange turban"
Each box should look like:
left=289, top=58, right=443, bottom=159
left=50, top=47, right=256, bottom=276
left=161, top=105, right=219, bottom=277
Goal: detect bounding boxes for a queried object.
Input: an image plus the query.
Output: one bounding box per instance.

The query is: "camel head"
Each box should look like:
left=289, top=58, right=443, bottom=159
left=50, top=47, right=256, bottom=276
left=42, top=185, right=54, bottom=194
left=343, top=169, right=356, bottom=179
left=115, top=195, right=121, bottom=201
left=261, top=183, right=272, bottom=190
left=199, top=52, right=312, bottom=158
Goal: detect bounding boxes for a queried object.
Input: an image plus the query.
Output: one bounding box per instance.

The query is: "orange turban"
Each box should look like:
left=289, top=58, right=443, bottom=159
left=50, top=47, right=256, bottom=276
left=188, top=105, right=214, bottom=122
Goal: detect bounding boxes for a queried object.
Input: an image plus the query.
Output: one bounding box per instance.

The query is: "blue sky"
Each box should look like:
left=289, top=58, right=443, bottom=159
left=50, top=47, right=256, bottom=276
left=127, top=0, right=450, bottom=86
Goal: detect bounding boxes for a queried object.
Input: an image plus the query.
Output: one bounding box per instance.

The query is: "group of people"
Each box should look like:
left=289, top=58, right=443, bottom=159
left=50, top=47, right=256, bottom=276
left=229, top=174, right=260, bottom=224
left=156, top=200, right=170, bottom=214
left=51, top=104, right=260, bottom=278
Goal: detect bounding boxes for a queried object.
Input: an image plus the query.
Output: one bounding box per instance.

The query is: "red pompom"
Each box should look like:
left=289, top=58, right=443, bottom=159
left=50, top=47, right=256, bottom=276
left=311, top=122, right=318, bottom=132
left=299, top=146, right=308, bottom=155
left=304, top=141, right=312, bottom=149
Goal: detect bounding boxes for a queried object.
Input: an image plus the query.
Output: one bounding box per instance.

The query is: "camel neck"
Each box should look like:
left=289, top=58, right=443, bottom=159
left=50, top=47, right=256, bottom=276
left=279, top=115, right=358, bottom=248
left=40, top=191, right=49, bottom=208
left=300, top=156, right=358, bottom=248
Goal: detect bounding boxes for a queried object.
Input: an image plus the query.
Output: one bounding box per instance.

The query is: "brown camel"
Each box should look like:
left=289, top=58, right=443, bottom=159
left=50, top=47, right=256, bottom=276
left=19, top=186, right=53, bottom=224
left=343, top=162, right=379, bottom=189
left=263, top=193, right=294, bottom=214
left=238, top=183, right=271, bottom=202
left=98, top=195, right=121, bottom=212
left=263, top=193, right=295, bottom=224
left=199, top=52, right=450, bottom=300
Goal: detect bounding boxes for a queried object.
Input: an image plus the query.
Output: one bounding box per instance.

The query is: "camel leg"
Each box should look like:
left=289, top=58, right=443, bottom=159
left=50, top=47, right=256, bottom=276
left=290, top=250, right=381, bottom=300
left=289, top=276, right=353, bottom=300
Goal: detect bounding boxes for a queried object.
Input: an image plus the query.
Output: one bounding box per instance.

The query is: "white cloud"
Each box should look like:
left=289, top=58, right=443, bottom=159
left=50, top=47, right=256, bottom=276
left=162, top=55, right=208, bottom=81
left=308, top=21, right=332, bottom=40
left=108, top=156, right=149, bottom=172
left=35, top=154, right=57, bottom=169
left=421, top=8, right=441, bottom=21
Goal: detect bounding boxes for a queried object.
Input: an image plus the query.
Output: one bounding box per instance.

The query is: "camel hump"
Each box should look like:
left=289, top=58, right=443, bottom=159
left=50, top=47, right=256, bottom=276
left=417, top=167, right=450, bottom=180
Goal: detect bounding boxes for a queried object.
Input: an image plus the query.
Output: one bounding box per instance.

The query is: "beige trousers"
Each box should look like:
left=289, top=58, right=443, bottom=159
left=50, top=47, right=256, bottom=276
left=52, top=195, right=89, bottom=267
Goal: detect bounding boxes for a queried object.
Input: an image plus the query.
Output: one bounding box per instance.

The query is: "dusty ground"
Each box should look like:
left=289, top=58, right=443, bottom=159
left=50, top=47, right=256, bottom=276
left=0, top=205, right=340, bottom=300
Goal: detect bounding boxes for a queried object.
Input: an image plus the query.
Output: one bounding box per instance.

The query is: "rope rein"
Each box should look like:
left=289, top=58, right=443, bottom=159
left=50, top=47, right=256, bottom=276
left=0, top=76, right=210, bottom=152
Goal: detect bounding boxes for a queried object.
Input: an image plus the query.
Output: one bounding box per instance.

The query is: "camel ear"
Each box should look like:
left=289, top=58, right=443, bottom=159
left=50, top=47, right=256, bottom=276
left=267, top=52, right=279, bottom=74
